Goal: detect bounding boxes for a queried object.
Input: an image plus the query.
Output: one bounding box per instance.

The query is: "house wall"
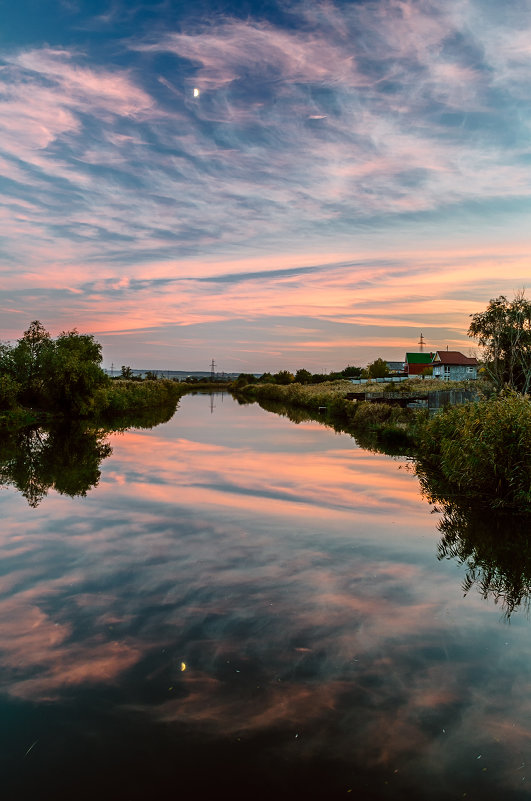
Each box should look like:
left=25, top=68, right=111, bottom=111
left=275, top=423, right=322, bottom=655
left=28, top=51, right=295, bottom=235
left=407, top=363, right=431, bottom=376
left=433, top=364, right=477, bottom=381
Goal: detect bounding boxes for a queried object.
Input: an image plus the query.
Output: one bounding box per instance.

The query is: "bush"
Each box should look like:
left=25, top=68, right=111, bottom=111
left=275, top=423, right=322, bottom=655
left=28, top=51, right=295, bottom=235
left=94, top=379, right=184, bottom=416
left=416, top=393, right=531, bottom=510
left=0, top=375, right=20, bottom=410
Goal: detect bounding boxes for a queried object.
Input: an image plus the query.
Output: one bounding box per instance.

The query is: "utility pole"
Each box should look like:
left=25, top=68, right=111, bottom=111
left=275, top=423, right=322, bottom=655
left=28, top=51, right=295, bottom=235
left=418, top=333, right=425, bottom=352
left=210, top=358, right=216, bottom=381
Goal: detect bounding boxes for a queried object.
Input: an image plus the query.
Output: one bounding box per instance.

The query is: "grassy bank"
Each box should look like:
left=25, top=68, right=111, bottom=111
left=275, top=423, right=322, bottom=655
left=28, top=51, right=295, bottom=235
left=236, top=379, right=531, bottom=512
left=0, top=378, right=189, bottom=429
left=234, top=379, right=432, bottom=453
left=95, top=378, right=186, bottom=416
left=416, top=392, right=531, bottom=512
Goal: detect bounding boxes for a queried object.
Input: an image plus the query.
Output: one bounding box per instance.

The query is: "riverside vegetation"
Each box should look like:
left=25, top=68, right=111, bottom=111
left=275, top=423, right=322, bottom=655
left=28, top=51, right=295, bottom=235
left=2, top=294, right=531, bottom=514
left=0, top=402, right=178, bottom=508
left=234, top=292, right=531, bottom=513
left=0, top=321, right=187, bottom=427
left=235, top=378, right=530, bottom=513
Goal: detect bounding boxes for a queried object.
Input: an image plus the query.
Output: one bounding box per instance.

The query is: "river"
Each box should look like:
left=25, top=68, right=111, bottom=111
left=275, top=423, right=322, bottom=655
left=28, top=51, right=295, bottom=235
left=1, top=392, right=530, bottom=800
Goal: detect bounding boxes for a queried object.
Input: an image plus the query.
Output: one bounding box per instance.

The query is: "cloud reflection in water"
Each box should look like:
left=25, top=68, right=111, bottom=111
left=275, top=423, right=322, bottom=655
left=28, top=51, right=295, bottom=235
left=1, top=394, right=530, bottom=798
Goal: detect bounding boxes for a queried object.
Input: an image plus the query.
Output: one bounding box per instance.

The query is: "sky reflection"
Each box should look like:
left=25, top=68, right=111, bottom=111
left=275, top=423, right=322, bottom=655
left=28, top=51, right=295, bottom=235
left=1, top=394, right=531, bottom=799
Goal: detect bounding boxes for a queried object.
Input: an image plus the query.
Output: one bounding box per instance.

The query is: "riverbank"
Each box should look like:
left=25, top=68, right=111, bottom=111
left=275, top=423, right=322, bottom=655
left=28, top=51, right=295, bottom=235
left=235, top=379, right=531, bottom=513
left=233, top=378, right=456, bottom=453
left=0, top=378, right=189, bottom=430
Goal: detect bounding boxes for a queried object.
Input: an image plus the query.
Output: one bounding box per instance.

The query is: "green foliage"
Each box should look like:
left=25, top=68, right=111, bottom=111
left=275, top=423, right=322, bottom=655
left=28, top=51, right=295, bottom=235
left=351, top=400, right=393, bottom=425
left=416, top=393, right=531, bottom=510
left=95, top=379, right=184, bottom=416
left=273, top=370, right=295, bottom=385
left=233, top=373, right=257, bottom=388
left=43, top=330, right=108, bottom=414
left=341, top=365, right=363, bottom=378
left=367, top=357, right=390, bottom=379
left=0, top=322, right=187, bottom=421
left=145, top=370, right=159, bottom=381
left=9, top=321, right=53, bottom=403
left=468, top=290, right=531, bottom=393
left=0, top=374, right=20, bottom=410
left=120, top=365, right=133, bottom=379
left=1, top=322, right=108, bottom=414
left=237, top=380, right=418, bottom=454
left=295, top=368, right=312, bottom=384
left=316, top=366, right=363, bottom=381
left=237, top=382, right=417, bottom=455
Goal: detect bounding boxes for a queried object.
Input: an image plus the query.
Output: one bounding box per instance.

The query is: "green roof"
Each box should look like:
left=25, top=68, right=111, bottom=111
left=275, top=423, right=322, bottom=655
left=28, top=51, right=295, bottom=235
left=405, top=352, right=433, bottom=364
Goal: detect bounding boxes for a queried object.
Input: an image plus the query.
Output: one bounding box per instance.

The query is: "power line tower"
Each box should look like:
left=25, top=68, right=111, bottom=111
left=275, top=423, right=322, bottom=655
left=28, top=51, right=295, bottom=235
left=418, top=332, right=425, bottom=352
left=210, top=358, right=216, bottom=381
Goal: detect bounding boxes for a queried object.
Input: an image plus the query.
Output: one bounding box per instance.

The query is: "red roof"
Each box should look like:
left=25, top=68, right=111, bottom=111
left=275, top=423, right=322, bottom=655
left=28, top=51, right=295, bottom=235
left=435, top=351, right=478, bottom=366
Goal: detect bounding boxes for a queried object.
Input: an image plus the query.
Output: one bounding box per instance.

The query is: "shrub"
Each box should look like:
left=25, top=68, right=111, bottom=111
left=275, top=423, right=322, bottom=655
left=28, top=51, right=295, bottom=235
left=94, top=379, right=184, bottom=416
left=0, top=375, right=20, bottom=410
left=416, top=393, right=531, bottom=510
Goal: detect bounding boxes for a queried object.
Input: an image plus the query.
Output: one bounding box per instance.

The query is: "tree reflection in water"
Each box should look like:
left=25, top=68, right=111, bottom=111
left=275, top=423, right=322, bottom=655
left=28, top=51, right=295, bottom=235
left=0, top=423, right=112, bottom=507
left=256, top=397, right=531, bottom=620
left=435, top=503, right=531, bottom=620
left=417, top=465, right=531, bottom=619
left=0, top=401, right=179, bottom=507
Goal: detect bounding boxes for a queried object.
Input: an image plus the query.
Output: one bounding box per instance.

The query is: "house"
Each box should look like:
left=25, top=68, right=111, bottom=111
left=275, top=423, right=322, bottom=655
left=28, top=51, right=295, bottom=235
left=386, top=361, right=407, bottom=375
left=405, top=352, right=435, bottom=376
left=432, top=351, right=478, bottom=381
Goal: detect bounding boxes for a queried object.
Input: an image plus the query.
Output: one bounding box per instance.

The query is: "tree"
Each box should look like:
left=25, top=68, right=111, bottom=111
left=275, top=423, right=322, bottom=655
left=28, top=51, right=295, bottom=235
left=468, top=290, right=531, bottom=393
left=295, top=368, right=312, bottom=384
left=341, top=365, right=363, bottom=378
left=120, top=365, right=133, bottom=379
left=367, top=358, right=390, bottom=379
left=310, top=373, right=328, bottom=384
left=0, top=343, right=19, bottom=409
left=1, top=322, right=109, bottom=415
left=10, top=321, right=53, bottom=403
left=44, top=330, right=108, bottom=414
left=273, top=370, right=295, bottom=385
left=233, top=373, right=257, bottom=388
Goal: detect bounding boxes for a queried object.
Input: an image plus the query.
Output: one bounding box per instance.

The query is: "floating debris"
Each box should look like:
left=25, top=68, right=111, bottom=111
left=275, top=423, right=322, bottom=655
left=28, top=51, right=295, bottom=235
left=24, top=741, right=38, bottom=758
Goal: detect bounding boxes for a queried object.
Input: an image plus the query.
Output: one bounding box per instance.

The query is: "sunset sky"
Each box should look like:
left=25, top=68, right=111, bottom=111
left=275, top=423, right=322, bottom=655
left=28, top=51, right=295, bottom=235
left=1, top=0, right=530, bottom=372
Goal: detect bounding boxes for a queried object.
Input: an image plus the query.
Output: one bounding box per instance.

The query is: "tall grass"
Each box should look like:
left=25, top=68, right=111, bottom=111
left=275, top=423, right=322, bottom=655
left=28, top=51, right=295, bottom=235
left=94, top=379, right=186, bottom=416
left=416, top=393, right=531, bottom=510
left=237, top=380, right=421, bottom=452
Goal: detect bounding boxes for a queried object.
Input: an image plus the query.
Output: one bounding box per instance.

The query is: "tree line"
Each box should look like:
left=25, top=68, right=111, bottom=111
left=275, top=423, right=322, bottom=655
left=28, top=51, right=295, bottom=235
left=0, top=321, right=107, bottom=415
left=236, top=291, right=531, bottom=392
left=0, top=321, right=185, bottom=419
left=1, top=292, right=529, bottom=418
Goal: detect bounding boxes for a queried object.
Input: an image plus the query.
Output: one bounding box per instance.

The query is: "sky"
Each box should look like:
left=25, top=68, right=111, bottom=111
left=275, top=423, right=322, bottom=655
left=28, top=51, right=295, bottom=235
left=0, top=0, right=530, bottom=373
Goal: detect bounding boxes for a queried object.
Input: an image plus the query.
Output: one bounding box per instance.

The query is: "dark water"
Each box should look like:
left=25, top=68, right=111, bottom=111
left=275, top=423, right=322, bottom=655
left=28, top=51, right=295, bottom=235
left=1, top=394, right=530, bottom=800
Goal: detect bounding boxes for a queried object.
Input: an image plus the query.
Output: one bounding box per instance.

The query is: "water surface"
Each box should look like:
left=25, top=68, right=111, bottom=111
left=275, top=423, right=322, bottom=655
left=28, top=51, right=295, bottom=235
left=1, top=394, right=530, bottom=799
